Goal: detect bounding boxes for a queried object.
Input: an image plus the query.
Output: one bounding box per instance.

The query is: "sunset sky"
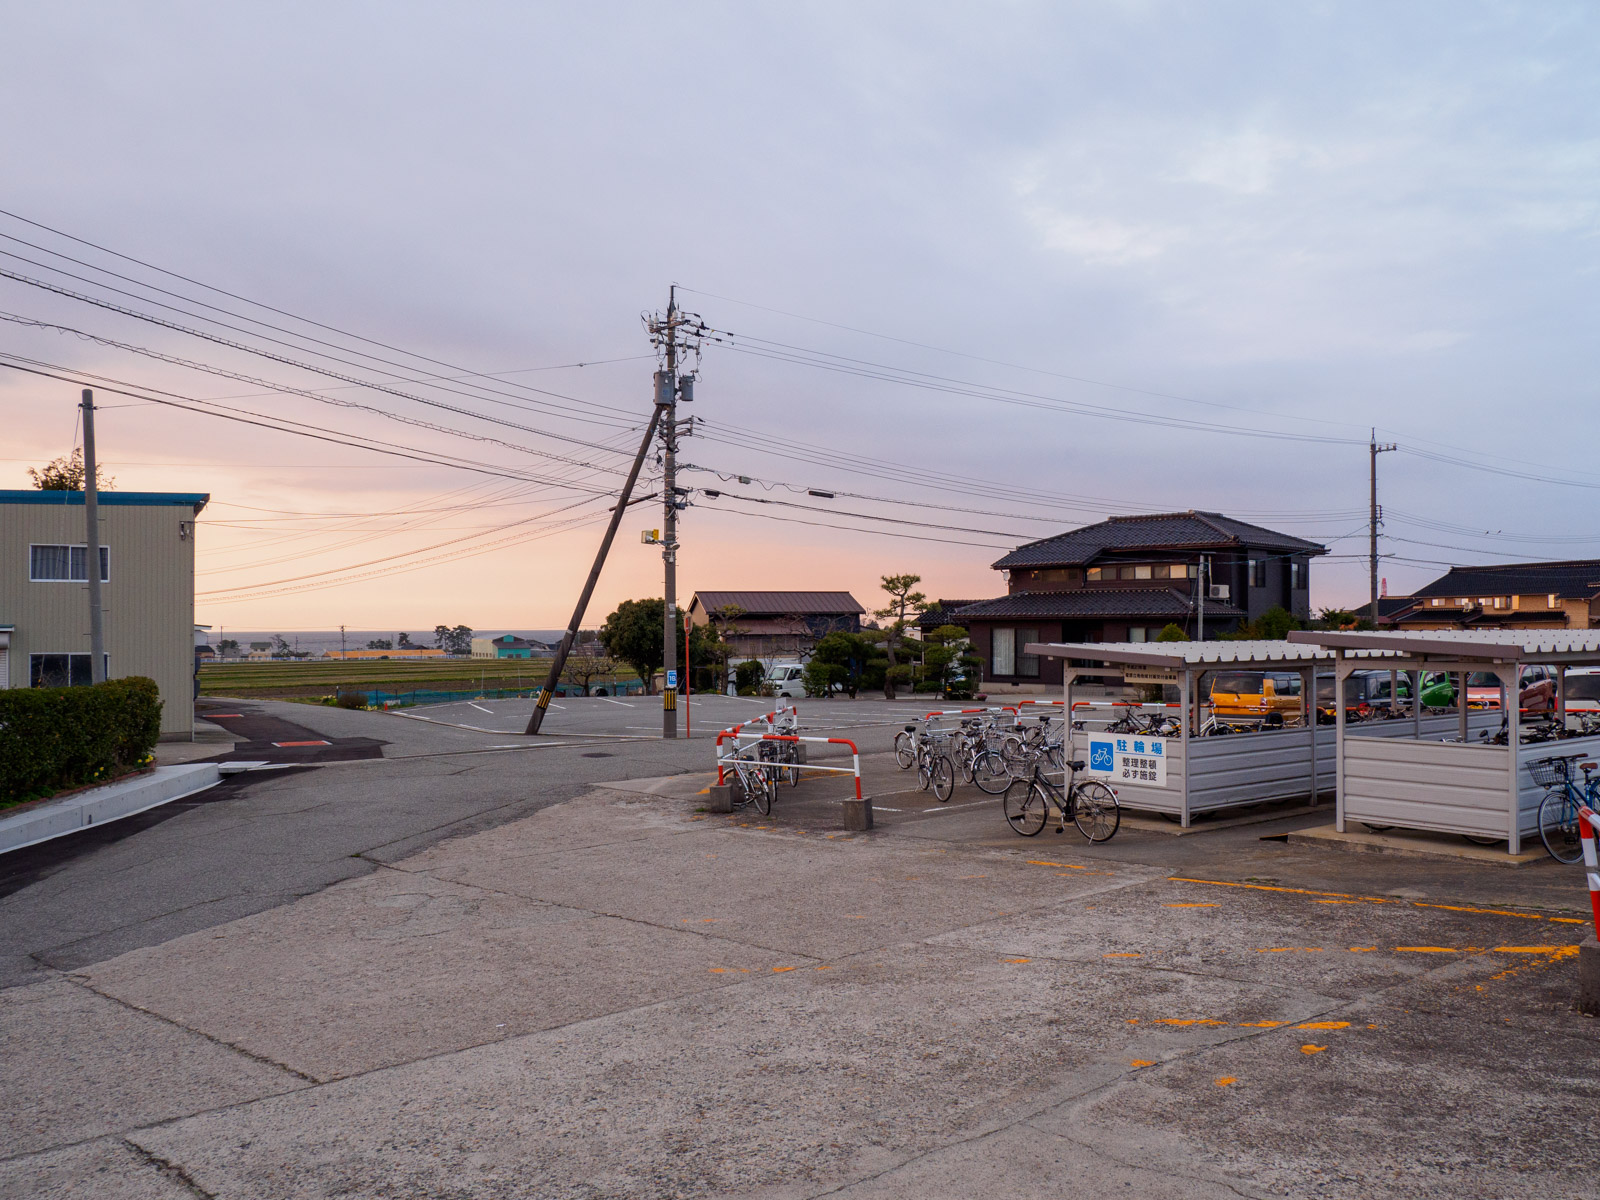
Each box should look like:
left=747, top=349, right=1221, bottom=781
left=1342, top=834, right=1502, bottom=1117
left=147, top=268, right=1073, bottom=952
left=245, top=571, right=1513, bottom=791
left=3, top=2, right=1597, bottom=633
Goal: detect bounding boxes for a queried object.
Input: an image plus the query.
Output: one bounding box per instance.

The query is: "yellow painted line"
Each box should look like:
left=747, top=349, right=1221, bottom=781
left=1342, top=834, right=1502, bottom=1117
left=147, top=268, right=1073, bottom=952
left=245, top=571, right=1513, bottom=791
left=1296, top=1021, right=1350, bottom=1030
left=1001, top=957, right=1032, bottom=964
left=1170, top=876, right=1576, bottom=926
left=1103, top=952, right=1142, bottom=958
left=1130, top=1059, right=1155, bottom=1068
left=1349, top=946, right=1377, bottom=952
left=772, top=966, right=797, bottom=973
left=1026, top=860, right=1087, bottom=869
left=1215, top=1076, right=1237, bottom=1087
left=1238, top=1021, right=1285, bottom=1028
left=1258, top=948, right=1295, bottom=953
left=1164, top=902, right=1219, bottom=908
left=1154, top=1018, right=1229, bottom=1027
left=1395, top=946, right=1457, bottom=953
left=1494, top=944, right=1571, bottom=953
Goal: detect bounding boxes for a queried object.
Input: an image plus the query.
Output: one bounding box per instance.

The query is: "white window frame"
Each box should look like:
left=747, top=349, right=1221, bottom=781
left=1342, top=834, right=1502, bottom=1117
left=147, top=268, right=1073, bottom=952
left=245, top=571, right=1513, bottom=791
left=29, top=543, right=110, bottom=583
left=28, top=651, right=110, bottom=687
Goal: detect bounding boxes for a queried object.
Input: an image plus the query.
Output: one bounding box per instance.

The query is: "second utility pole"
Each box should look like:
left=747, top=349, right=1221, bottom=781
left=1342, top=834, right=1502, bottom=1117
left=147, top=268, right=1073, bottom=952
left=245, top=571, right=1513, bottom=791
left=1369, top=429, right=1396, bottom=625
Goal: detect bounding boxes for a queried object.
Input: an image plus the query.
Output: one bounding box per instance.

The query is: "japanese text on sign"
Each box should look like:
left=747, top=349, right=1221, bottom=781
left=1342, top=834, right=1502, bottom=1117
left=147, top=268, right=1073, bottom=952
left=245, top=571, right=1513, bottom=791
left=1085, top=735, right=1168, bottom=787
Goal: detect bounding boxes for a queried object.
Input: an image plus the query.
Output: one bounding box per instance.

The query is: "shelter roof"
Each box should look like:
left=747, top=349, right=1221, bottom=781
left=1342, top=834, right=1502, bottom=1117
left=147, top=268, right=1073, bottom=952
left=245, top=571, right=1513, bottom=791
left=1288, top=629, right=1600, bottom=662
left=993, top=511, right=1325, bottom=570
left=1027, top=639, right=1336, bottom=667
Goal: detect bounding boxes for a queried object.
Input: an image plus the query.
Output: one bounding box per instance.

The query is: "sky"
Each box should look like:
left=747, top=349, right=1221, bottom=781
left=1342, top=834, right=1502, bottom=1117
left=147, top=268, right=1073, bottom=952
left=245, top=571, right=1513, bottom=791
left=2, top=1, right=1597, bottom=633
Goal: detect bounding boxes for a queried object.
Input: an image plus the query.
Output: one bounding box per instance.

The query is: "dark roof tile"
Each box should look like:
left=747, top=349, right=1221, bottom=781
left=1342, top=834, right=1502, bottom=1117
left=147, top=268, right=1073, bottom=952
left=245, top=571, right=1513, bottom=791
left=952, top=588, right=1243, bottom=620
left=993, top=511, right=1325, bottom=570
left=691, top=591, right=864, bottom=616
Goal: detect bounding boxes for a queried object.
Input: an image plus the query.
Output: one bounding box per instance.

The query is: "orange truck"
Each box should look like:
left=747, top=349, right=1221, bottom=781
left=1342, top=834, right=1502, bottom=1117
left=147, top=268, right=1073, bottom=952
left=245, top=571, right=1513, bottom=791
left=1206, top=671, right=1305, bottom=723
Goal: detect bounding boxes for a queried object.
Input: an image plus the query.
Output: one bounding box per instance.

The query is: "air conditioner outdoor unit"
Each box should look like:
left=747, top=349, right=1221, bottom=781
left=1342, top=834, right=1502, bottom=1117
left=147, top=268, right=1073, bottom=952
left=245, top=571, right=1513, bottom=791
left=1208, top=584, right=1231, bottom=601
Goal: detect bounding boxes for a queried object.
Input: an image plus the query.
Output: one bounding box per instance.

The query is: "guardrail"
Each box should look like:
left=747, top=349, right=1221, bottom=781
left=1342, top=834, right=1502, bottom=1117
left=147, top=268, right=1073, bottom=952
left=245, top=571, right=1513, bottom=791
left=714, top=730, right=863, bottom=799
left=1579, top=805, right=1600, bottom=939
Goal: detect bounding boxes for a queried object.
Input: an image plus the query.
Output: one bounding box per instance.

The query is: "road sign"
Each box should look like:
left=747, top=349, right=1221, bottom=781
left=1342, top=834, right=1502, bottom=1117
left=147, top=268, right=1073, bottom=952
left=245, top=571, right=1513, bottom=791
left=1085, top=734, right=1168, bottom=787
left=666, top=669, right=678, bottom=689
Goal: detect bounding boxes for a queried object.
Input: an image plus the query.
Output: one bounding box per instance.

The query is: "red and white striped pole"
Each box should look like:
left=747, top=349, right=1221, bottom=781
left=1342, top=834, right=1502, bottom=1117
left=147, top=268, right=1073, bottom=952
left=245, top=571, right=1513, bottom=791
left=1580, top=805, right=1600, bottom=939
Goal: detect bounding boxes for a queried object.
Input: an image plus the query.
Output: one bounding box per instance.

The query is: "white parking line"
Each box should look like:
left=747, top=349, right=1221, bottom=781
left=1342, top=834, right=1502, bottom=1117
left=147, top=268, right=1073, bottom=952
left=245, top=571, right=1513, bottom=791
left=599, top=698, right=633, bottom=707
left=918, top=801, right=993, bottom=814
left=469, top=702, right=493, bottom=714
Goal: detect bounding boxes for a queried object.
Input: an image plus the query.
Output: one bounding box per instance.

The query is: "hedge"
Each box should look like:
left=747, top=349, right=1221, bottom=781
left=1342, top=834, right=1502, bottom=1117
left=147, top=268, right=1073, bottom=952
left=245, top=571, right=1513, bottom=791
left=0, top=676, right=163, bottom=804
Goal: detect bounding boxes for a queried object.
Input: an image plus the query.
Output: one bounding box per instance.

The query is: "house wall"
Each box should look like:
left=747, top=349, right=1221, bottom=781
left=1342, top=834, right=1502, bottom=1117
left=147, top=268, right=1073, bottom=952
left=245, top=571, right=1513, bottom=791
left=1, top=499, right=198, bottom=736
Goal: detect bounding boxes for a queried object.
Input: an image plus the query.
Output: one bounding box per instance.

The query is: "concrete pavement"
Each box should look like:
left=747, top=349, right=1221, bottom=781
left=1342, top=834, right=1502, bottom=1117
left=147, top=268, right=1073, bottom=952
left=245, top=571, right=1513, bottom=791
left=4, top=752, right=1598, bottom=1198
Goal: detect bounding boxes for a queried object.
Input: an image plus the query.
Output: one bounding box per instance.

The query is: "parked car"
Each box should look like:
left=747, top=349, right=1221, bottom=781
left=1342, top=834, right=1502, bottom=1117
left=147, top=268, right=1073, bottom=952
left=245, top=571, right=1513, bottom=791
left=1466, top=666, right=1556, bottom=712
left=1315, top=670, right=1421, bottom=722
left=768, top=662, right=806, bottom=698
left=1208, top=672, right=1304, bottom=722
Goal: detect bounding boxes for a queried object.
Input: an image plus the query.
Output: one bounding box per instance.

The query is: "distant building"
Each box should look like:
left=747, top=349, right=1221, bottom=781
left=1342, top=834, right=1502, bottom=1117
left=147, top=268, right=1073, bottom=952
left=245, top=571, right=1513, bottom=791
left=1393, top=560, right=1600, bottom=630
left=0, top=489, right=209, bottom=737
left=948, top=511, right=1326, bottom=693
left=686, top=591, right=865, bottom=662
left=470, top=634, right=552, bottom=659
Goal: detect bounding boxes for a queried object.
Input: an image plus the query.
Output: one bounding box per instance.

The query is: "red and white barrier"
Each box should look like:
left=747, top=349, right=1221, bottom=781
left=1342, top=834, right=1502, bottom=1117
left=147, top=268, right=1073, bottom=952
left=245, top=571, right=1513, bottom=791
left=715, top=730, right=863, bottom=799
left=1579, top=805, right=1600, bottom=939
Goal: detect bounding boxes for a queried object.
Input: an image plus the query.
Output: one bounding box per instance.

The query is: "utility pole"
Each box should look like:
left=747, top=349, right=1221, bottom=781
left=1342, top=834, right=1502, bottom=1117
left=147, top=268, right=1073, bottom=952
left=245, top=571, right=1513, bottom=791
left=340, top=624, right=347, bottom=658
left=1369, top=430, right=1397, bottom=626
left=81, top=389, right=107, bottom=683
left=1197, top=554, right=1206, bottom=641
left=524, top=406, right=664, bottom=736
left=646, top=287, right=701, bottom=740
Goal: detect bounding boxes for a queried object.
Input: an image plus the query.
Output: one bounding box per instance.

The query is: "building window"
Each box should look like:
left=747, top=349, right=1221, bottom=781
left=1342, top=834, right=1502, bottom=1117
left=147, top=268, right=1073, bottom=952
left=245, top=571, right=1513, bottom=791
left=1017, top=628, right=1040, bottom=677
left=1129, top=626, right=1148, bottom=643
left=1249, top=559, right=1266, bottom=589
left=29, top=653, right=109, bottom=688
left=1549, top=594, right=1559, bottom=608
left=991, top=628, right=1015, bottom=675
left=1130, top=564, right=1152, bottom=580
left=1290, top=561, right=1304, bottom=590
left=29, top=544, right=110, bottom=582
left=1086, top=567, right=1104, bottom=582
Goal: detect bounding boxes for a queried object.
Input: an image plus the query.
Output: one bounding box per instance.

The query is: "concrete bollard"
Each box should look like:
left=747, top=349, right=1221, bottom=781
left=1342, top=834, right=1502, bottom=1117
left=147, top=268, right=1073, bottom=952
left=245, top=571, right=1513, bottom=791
left=1579, top=936, right=1600, bottom=1016
left=841, top=795, right=873, bottom=831
left=707, top=784, right=735, bottom=814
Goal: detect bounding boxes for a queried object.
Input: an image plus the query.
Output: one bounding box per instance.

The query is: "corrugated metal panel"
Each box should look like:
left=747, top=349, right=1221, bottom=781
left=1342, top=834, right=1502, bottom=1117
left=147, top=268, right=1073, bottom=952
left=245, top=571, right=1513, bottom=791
left=1093, top=735, right=1186, bottom=817
left=1036, top=639, right=1336, bottom=666
left=1293, top=629, right=1600, bottom=659
left=1341, top=738, right=1510, bottom=836
left=1187, top=728, right=1333, bottom=813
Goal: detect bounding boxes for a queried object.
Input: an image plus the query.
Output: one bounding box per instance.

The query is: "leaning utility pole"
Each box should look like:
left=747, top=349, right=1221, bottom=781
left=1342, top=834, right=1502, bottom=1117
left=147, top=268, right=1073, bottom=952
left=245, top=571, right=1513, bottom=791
left=524, top=407, right=664, bottom=736
left=1369, top=430, right=1396, bottom=626
left=81, top=389, right=107, bottom=683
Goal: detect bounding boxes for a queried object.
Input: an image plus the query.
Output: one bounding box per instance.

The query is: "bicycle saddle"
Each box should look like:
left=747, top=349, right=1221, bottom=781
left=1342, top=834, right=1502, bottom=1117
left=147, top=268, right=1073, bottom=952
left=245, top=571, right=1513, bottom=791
left=1584, top=762, right=1598, bottom=771
left=904, top=725, right=918, bottom=733
left=1068, top=759, right=1086, bottom=771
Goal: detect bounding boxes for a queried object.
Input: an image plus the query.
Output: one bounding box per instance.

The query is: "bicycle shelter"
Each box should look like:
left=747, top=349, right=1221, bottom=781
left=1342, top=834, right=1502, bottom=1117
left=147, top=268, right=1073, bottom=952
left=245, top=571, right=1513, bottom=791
left=1027, top=639, right=1353, bottom=827
left=1287, top=629, right=1600, bottom=854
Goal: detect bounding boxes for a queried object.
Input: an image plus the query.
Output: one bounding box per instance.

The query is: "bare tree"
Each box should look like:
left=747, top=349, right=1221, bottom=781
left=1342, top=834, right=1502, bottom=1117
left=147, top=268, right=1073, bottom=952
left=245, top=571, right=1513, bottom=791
left=561, top=652, right=618, bottom=696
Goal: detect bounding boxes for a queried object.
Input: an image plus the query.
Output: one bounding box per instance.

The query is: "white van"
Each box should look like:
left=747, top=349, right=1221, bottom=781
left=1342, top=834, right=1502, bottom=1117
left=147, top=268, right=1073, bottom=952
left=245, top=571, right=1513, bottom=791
left=768, top=662, right=806, bottom=698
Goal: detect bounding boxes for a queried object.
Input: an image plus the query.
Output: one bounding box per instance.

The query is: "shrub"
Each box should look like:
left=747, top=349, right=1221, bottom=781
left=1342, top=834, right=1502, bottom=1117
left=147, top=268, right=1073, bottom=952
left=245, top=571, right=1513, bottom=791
left=734, top=660, right=765, bottom=695
left=335, top=690, right=368, bottom=710
left=0, top=677, right=163, bottom=804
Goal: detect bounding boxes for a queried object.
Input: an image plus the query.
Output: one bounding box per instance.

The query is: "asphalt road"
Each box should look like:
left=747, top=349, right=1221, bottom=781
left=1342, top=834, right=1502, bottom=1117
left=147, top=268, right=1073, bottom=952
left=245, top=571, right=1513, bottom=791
left=3, top=759, right=1597, bottom=1198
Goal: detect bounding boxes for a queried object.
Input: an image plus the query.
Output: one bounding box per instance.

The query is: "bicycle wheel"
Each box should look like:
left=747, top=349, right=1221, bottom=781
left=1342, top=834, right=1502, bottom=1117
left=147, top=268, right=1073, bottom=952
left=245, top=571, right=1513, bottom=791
left=916, top=759, right=932, bottom=791
left=1001, top=736, right=1031, bottom=775
left=1003, top=779, right=1049, bottom=836
left=972, top=750, right=1011, bottom=794
left=751, top=772, right=774, bottom=817
left=1071, top=780, right=1121, bottom=843
left=1538, top=789, right=1583, bottom=863
left=931, top=755, right=955, bottom=802
left=894, top=732, right=915, bottom=769
left=957, top=748, right=976, bottom=784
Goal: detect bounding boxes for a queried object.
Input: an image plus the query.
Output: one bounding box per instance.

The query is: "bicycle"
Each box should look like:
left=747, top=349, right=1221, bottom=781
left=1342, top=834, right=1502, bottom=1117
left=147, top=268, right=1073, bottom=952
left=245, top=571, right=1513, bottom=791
left=724, top=751, right=777, bottom=817
left=1532, top=754, right=1600, bottom=863
left=1002, top=758, right=1120, bottom=842
left=913, top=729, right=957, bottom=802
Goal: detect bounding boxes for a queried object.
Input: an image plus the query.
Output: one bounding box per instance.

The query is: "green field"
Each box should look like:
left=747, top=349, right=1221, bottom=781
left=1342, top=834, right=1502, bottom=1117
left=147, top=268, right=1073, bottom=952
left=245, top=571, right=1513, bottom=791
left=200, top=658, right=641, bottom=699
